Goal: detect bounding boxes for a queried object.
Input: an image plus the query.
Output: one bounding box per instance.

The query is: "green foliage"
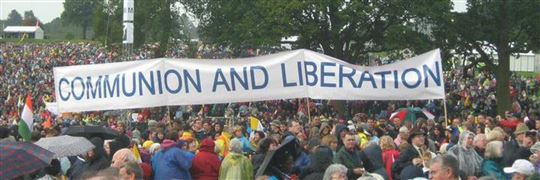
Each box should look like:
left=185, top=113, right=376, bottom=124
left=22, top=11, right=38, bottom=26
left=65, top=33, right=75, bottom=40
left=62, top=0, right=98, bottom=39
left=182, top=0, right=454, bottom=61
left=42, top=17, right=88, bottom=40
left=90, top=0, right=183, bottom=56
left=6, top=9, right=23, bottom=26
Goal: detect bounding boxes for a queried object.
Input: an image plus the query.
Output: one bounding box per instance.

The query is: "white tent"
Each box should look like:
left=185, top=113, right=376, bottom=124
left=3, top=26, right=44, bottom=39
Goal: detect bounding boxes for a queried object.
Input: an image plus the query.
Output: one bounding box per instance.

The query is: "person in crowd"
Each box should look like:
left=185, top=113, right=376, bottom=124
left=269, top=120, right=282, bottom=137
left=529, top=142, right=540, bottom=173
left=233, top=126, right=255, bottom=153
left=219, top=138, right=253, bottom=180
left=474, top=133, right=488, bottom=157
left=487, top=127, right=507, bottom=142
left=111, top=148, right=136, bottom=168
left=252, top=138, right=278, bottom=173
left=251, top=130, right=265, bottom=150
left=502, top=123, right=532, bottom=167
left=192, top=119, right=206, bottom=140
left=190, top=138, right=221, bottom=180
left=334, top=132, right=365, bottom=179
left=322, top=164, right=348, bottom=180
left=393, top=130, right=425, bottom=179
left=299, top=145, right=334, bottom=180
left=380, top=135, right=400, bottom=180
left=394, top=126, right=409, bottom=149
left=362, top=142, right=389, bottom=179
left=481, top=141, right=505, bottom=179
left=429, top=155, right=460, bottom=180
left=503, top=159, right=536, bottom=180
left=447, top=130, right=483, bottom=178
left=67, top=137, right=110, bottom=179
left=320, top=136, right=339, bottom=156
left=429, top=125, right=446, bottom=147
left=119, top=162, right=143, bottom=180
left=152, top=138, right=194, bottom=180
left=308, top=116, right=321, bottom=139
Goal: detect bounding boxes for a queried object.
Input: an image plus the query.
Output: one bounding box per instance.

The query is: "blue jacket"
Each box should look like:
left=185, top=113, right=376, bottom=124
left=481, top=159, right=505, bottom=180
left=238, top=136, right=254, bottom=153
left=152, top=142, right=194, bottom=180
left=293, top=151, right=311, bottom=174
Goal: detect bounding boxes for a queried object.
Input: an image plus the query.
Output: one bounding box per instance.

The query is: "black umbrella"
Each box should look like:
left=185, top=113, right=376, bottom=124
left=63, top=125, right=118, bottom=139
left=255, top=135, right=301, bottom=179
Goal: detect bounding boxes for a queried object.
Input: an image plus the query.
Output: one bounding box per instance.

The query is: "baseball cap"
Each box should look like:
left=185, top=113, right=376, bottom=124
left=503, top=159, right=535, bottom=176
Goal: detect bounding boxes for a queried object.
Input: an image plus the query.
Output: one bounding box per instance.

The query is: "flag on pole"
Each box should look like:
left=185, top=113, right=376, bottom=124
left=18, top=95, right=34, bottom=142
left=249, top=116, right=265, bottom=140
left=250, top=116, right=264, bottom=132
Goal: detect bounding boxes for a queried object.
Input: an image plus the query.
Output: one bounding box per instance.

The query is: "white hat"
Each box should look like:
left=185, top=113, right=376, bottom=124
left=503, top=159, right=535, bottom=175
left=357, top=172, right=384, bottom=180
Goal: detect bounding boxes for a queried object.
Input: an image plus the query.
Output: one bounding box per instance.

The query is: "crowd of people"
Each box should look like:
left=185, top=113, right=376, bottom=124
left=1, top=42, right=540, bottom=180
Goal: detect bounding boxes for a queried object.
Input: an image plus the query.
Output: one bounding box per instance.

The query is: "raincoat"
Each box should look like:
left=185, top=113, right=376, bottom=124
left=448, top=131, right=483, bottom=177
left=218, top=152, right=253, bottom=180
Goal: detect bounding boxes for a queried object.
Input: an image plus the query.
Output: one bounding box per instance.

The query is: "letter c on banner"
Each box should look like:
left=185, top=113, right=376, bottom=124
left=59, top=78, right=71, bottom=101
left=71, top=77, right=85, bottom=100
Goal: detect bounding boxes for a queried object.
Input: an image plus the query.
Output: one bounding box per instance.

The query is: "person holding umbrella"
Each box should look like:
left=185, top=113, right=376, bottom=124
left=67, top=137, right=110, bottom=179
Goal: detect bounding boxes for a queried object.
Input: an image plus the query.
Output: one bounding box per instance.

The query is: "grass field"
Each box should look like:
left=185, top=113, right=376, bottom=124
left=515, top=71, right=539, bottom=78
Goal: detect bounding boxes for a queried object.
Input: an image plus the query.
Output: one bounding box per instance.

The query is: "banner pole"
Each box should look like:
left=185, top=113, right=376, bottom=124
left=443, top=99, right=449, bottom=138
left=306, top=97, right=311, bottom=124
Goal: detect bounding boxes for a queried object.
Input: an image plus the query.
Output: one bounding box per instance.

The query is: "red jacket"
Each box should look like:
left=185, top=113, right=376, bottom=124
left=382, top=149, right=400, bottom=180
left=190, top=138, right=221, bottom=180
left=500, top=119, right=519, bottom=130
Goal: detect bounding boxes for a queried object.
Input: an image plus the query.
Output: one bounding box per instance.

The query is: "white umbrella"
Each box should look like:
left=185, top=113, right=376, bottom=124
left=35, top=135, right=95, bottom=158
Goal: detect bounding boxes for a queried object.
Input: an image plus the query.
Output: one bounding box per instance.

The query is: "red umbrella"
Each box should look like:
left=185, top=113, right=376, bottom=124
left=0, top=142, right=55, bottom=179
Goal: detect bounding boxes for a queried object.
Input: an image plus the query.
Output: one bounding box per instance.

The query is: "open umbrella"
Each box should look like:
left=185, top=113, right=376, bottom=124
left=390, top=107, right=435, bottom=125
left=255, top=136, right=301, bottom=179
left=35, top=135, right=95, bottom=158
left=0, top=142, right=55, bottom=179
left=63, top=125, right=118, bottom=139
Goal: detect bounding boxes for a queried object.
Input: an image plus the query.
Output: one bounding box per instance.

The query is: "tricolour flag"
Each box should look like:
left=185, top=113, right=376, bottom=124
left=18, top=95, right=34, bottom=142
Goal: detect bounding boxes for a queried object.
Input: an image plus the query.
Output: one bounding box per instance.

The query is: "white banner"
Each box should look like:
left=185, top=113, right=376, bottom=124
left=54, top=49, right=445, bottom=112
left=123, top=0, right=134, bottom=22
left=122, top=22, right=133, bottom=44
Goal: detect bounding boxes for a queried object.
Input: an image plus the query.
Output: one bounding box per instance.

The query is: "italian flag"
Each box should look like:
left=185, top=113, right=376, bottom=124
left=18, top=95, right=34, bottom=142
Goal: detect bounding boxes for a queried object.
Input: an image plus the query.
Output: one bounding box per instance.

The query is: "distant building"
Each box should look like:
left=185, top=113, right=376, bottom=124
left=3, top=26, right=44, bottom=39
left=510, top=53, right=540, bottom=72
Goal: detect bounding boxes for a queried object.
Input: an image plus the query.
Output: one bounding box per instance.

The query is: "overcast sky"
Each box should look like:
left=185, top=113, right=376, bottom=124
left=1, top=0, right=468, bottom=24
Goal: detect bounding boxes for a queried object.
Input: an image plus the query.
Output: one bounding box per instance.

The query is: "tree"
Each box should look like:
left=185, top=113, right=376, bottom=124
left=62, top=0, right=98, bottom=39
left=6, top=9, right=22, bottom=26
left=91, top=0, right=176, bottom=56
left=182, top=0, right=453, bottom=62
left=21, top=11, right=38, bottom=26
left=453, top=0, right=540, bottom=116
